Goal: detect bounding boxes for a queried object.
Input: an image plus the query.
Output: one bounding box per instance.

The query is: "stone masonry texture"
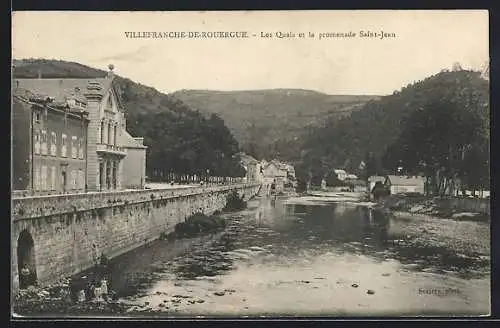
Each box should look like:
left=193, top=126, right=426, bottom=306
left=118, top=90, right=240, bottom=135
left=11, top=183, right=261, bottom=292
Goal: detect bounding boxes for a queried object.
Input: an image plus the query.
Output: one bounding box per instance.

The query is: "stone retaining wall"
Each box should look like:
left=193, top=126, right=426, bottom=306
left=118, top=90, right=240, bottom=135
left=11, top=183, right=261, bottom=292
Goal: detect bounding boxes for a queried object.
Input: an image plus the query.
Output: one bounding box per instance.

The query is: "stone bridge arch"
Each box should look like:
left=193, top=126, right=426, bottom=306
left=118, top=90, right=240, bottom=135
left=16, top=229, right=38, bottom=289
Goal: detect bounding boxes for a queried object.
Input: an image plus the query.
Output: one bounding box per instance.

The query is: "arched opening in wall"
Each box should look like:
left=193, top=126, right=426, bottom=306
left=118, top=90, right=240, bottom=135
left=17, top=230, right=37, bottom=289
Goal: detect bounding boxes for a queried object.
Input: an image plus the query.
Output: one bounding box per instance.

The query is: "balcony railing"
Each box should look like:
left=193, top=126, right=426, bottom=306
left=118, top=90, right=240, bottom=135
left=96, top=144, right=127, bottom=156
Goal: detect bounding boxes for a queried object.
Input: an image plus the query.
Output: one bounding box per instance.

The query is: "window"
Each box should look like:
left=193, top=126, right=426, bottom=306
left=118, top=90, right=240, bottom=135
left=71, top=136, right=77, bottom=158
left=78, top=138, right=84, bottom=159
left=41, top=165, right=47, bottom=190
left=50, top=132, right=57, bottom=156
left=71, top=170, right=77, bottom=189
left=34, top=131, right=40, bottom=154
left=108, top=123, right=112, bottom=145
left=41, top=130, right=47, bottom=155
left=51, top=166, right=57, bottom=190
left=61, top=134, right=67, bottom=157
left=34, top=165, right=40, bottom=190
left=100, top=121, right=105, bottom=144
left=78, top=169, right=84, bottom=189
left=34, top=112, right=41, bottom=124
left=113, top=125, right=117, bottom=146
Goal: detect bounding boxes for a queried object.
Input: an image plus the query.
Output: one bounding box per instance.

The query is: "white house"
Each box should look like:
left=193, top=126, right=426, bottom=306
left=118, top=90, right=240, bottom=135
left=384, top=175, right=426, bottom=195
left=262, top=161, right=287, bottom=192
left=334, top=169, right=348, bottom=181
left=239, top=153, right=259, bottom=182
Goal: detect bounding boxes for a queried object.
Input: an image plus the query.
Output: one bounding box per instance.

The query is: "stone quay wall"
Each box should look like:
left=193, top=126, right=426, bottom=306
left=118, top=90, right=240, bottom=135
left=12, top=183, right=261, bottom=292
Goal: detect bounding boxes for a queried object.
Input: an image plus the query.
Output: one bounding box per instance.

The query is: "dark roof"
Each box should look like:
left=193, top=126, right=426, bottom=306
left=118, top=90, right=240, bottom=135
left=239, top=153, right=259, bottom=164
left=14, top=77, right=124, bottom=110
left=13, top=90, right=90, bottom=121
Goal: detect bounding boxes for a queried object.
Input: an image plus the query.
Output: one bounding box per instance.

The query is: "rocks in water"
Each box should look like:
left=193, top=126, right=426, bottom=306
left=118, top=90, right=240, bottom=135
left=382, top=273, right=391, bottom=277
left=213, top=291, right=225, bottom=296
left=351, top=284, right=359, bottom=288
left=367, top=289, right=375, bottom=295
left=170, top=212, right=227, bottom=239
left=223, top=190, right=247, bottom=212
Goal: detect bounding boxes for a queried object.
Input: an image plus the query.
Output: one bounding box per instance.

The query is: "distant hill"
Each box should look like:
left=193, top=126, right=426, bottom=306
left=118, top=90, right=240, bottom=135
left=12, top=58, right=195, bottom=119
left=171, top=89, right=378, bottom=159
left=13, top=59, right=378, bottom=161
left=297, top=69, right=490, bottom=182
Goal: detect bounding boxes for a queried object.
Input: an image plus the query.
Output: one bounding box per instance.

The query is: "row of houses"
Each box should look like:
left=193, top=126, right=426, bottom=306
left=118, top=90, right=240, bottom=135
left=12, top=65, right=148, bottom=196
left=322, top=168, right=427, bottom=196
left=239, top=153, right=296, bottom=193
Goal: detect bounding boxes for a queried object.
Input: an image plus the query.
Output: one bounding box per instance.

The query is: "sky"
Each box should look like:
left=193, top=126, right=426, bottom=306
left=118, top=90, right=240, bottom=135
left=12, top=10, right=489, bottom=96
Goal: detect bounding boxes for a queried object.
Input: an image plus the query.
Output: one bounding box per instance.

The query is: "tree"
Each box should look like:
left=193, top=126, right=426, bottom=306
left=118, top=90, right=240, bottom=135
left=386, top=97, right=488, bottom=196
left=127, top=110, right=245, bottom=180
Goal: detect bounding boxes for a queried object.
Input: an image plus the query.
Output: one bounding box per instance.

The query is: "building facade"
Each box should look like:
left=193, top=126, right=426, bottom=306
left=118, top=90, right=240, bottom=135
left=16, top=65, right=146, bottom=192
left=12, top=89, right=89, bottom=195
left=121, top=134, right=147, bottom=189
left=239, top=153, right=259, bottom=182
left=384, top=175, right=426, bottom=195
left=262, top=162, right=287, bottom=192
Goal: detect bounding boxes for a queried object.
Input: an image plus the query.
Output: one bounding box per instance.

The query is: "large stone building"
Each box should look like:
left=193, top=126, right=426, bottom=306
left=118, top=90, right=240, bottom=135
left=12, top=87, right=89, bottom=195
left=15, top=65, right=147, bottom=192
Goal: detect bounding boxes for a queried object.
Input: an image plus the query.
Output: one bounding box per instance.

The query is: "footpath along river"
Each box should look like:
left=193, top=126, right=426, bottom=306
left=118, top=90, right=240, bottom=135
left=14, top=193, right=490, bottom=317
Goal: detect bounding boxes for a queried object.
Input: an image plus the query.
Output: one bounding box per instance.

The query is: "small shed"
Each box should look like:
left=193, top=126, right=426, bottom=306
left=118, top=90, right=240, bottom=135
left=368, top=176, right=386, bottom=193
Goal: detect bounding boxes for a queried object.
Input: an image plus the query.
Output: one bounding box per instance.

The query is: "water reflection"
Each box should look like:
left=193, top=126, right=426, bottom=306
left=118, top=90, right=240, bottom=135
left=104, top=195, right=489, bottom=315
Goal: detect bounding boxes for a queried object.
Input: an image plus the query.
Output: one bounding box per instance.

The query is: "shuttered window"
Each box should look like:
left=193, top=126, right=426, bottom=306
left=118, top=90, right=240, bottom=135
left=71, top=136, right=77, bottom=158
left=41, top=165, right=47, bottom=190
left=61, top=134, right=67, bottom=157
left=41, top=130, right=47, bottom=155
left=34, top=131, right=40, bottom=154
left=51, top=166, right=57, bottom=190
left=50, top=132, right=57, bottom=156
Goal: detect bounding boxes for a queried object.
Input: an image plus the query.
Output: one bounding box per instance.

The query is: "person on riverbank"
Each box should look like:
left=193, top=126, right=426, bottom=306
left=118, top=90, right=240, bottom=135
left=20, top=264, right=33, bottom=288
left=270, top=180, right=276, bottom=196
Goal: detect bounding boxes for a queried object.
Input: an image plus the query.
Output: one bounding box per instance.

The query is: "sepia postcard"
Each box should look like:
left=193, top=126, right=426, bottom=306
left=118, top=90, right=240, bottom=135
left=11, top=10, right=490, bottom=318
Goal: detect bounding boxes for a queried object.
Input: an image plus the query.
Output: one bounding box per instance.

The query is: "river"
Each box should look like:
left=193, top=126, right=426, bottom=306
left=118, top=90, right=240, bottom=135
left=97, top=194, right=490, bottom=317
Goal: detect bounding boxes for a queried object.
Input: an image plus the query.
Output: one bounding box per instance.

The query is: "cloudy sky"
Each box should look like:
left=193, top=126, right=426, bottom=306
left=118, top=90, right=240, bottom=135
left=12, top=10, right=488, bottom=95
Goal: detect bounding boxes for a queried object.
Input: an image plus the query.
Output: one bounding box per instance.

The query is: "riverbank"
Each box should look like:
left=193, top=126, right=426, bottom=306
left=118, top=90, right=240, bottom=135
left=12, top=194, right=490, bottom=317
left=385, top=195, right=490, bottom=223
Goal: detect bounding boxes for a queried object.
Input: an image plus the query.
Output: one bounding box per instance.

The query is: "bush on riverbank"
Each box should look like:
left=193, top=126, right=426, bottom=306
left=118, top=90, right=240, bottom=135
left=222, top=190, right=247, bottom=212
left=160, top=212, right=227, bottom=240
